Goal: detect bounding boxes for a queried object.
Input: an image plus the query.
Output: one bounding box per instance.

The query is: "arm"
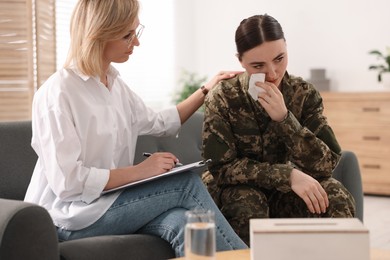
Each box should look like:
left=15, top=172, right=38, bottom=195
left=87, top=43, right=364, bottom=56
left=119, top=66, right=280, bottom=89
left=35, top=110, right=183, bottom=200
left=203, top=104, right=329, bottom=214
left=202, top=82, right=292, bottom=193
left=259, top=82, right=339, bottom=213
left=111, top=71, right=240, bottom=190
left=106, top=152, right=180, bottom=190
left=270, top=88, right=341, bottom=178
left=257, top=79, right=341, bottom=178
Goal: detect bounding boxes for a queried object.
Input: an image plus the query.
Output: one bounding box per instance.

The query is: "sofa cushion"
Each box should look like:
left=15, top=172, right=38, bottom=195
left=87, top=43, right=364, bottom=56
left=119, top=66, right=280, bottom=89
left=59, top=234, right=175, bottom=260
left=0, top=121, right=37, bottom=200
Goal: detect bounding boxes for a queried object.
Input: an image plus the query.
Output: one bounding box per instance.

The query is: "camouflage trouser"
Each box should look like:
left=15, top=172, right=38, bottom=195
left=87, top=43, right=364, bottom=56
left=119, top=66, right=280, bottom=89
left=202, top=172, right=356, bottom=246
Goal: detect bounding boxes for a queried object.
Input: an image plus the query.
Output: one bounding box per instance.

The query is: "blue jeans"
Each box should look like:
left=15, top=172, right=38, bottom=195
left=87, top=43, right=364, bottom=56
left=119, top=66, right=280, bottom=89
left=57, top=172, right=247, bottom=256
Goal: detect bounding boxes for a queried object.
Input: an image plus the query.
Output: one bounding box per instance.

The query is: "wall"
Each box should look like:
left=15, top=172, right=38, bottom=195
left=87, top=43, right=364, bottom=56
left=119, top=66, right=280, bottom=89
left=174, top=0, right=390, bottom=92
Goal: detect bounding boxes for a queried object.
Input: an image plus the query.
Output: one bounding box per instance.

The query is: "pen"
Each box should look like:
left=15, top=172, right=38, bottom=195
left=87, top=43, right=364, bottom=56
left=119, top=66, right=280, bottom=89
left=142, top=152, right=183, bottom=166
left=142, top=152, right=152, bottom=157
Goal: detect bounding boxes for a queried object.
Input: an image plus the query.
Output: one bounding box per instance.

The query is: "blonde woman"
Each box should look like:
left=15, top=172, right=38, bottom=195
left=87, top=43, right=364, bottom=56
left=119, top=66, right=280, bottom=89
left=24, top=0, right=246, bottom=256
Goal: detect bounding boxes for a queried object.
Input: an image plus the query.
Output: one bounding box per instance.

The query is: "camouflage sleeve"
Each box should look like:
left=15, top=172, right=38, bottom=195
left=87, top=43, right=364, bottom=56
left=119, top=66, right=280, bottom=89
left=270, top=88, right=341, bottom=179
left=202, top=83, right=292, bottom=193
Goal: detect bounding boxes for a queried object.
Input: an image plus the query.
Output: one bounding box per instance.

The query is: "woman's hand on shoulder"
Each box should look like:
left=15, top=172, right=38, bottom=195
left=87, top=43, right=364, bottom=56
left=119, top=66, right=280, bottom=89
left=202, top=71, right=243, bottom=92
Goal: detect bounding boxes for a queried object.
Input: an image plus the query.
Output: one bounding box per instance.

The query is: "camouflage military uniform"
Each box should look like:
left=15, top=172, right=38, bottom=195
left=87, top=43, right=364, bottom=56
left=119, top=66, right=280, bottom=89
left=202, top=72, right=356, bottom=245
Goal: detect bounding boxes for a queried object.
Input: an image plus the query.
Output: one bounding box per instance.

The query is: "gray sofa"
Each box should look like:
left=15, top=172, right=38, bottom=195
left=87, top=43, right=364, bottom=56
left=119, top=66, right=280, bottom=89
left=0, top=112, right=363, bottom=260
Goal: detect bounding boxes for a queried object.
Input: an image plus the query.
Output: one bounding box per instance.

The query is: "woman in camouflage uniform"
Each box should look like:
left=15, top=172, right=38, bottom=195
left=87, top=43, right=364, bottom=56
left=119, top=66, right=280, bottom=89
left=202, top=14, right=356, bottom=245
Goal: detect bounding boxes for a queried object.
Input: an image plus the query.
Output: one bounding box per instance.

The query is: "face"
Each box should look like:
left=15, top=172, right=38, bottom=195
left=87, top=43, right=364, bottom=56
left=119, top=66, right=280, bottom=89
left=239, top=39, right=288, bottom=88
left=103, top=18, right=141, bottom=66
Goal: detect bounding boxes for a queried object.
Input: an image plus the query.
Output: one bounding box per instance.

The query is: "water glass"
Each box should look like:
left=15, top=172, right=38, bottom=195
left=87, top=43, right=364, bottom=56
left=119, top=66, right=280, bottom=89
left=185, top=209, right=216, bottom=260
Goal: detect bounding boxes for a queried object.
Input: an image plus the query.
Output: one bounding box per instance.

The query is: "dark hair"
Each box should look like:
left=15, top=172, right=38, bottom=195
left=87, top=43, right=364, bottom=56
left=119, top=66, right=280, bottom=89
left=235, top=14, right=285, bottom=61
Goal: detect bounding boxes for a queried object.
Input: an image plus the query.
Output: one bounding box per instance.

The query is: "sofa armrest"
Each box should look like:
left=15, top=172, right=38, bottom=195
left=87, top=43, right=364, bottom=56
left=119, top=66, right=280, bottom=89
left=0, top=199, right=59, bottom=260
left=332, top=151, right=364, bottom=222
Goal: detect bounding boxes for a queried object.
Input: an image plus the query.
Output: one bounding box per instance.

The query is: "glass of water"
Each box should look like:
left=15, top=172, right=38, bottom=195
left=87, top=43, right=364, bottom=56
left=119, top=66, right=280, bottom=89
left=185, top=209, right=216, bottom=260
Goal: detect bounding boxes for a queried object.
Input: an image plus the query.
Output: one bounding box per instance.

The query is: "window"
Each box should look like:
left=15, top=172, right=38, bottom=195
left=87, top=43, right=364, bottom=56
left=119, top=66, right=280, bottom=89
left=0, top=0, right=175, bottom=122
left=0, top=0, right=56, bottom=121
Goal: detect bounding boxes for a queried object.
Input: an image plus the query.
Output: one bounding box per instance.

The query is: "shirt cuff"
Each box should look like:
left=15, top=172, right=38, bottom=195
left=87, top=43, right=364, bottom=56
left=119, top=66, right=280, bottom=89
left=160, top=107, right=181, bottom=136
left=81, top=167, right=110, bottom=204
left=272, top=164, right=294, bottom=193
left=274, top=111, right=303, bottom=138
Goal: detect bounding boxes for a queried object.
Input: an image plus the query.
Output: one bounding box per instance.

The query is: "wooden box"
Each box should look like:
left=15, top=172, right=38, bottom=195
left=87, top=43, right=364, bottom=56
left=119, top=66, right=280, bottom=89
left=250, top=218, right=369, bottom=260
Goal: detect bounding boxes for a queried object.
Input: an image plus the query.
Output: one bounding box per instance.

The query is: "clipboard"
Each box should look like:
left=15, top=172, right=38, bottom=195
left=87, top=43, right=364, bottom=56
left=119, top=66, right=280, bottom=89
left=102, top=159, right=211, bottom=195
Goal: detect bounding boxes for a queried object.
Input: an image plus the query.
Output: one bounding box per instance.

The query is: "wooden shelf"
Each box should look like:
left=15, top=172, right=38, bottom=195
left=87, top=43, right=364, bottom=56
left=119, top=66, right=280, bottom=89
left=321, top=92, right=390, bottom=196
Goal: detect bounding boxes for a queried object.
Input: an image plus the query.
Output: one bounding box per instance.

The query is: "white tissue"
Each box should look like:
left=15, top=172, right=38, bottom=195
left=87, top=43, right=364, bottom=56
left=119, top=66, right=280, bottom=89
left=248, top=73, right=265, bottom=100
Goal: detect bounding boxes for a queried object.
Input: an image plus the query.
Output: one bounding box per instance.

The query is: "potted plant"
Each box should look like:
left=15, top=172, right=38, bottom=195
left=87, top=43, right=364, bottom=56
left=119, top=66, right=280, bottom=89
left=174, top=70, right=207, bottom=110
left=368, top=47, right=390, bottom=86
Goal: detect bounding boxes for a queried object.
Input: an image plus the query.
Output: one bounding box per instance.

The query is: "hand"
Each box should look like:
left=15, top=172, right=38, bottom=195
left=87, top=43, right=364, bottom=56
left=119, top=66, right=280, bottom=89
left=203, top=71, right=243, bottom=92
left=256, top=81, right=288, bottom=122
left=290, top=168, right=329, bottom=214
left=137, top=152, right=179, bottom=177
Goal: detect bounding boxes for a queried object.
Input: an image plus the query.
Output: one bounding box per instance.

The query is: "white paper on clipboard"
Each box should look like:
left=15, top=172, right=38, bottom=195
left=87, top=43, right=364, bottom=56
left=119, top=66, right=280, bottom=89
left=101, top=159, right=211, bottom=195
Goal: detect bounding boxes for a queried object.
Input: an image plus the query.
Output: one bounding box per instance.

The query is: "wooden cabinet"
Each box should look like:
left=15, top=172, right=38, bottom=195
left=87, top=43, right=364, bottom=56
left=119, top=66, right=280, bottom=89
left=321, top=92, right=390, bottom=195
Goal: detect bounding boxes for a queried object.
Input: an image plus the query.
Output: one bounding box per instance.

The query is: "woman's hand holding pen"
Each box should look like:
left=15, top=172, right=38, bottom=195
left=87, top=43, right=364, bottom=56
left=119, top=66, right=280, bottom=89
left=106, top=152, right=181, bottom=191
left=138, top=152, right=181, bottom=175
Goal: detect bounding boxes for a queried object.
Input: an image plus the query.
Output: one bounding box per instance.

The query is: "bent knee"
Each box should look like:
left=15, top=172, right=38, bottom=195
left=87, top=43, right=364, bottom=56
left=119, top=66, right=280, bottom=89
left=220, top=185, right=269, bottom=218
left=322, top=178, right=356, bottom=217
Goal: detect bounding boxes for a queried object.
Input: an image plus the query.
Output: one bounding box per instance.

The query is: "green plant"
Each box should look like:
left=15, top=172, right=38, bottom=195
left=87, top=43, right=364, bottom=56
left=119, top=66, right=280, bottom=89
left=174, top=70, right=207, bottom=108
left=368, top=47, right=390, bottom=82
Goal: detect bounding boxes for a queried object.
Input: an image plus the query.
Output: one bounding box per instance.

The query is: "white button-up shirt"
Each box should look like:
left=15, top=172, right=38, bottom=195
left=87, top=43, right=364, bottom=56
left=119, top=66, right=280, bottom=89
left=24, top=66, right=181, bottom=230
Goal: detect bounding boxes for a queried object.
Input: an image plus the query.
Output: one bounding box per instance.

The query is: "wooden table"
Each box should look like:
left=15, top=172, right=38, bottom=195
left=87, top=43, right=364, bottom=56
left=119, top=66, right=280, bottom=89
left=173, top=248, right=390, bottom=260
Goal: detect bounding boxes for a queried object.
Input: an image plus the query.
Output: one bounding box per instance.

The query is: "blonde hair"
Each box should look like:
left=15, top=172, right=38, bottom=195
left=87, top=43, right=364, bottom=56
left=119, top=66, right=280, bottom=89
left=64, top=0, right=139, bottom=76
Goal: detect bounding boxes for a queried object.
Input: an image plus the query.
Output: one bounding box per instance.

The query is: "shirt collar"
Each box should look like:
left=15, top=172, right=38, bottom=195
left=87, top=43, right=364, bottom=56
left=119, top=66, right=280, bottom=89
left=70, top=64, right=120, bottom=82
